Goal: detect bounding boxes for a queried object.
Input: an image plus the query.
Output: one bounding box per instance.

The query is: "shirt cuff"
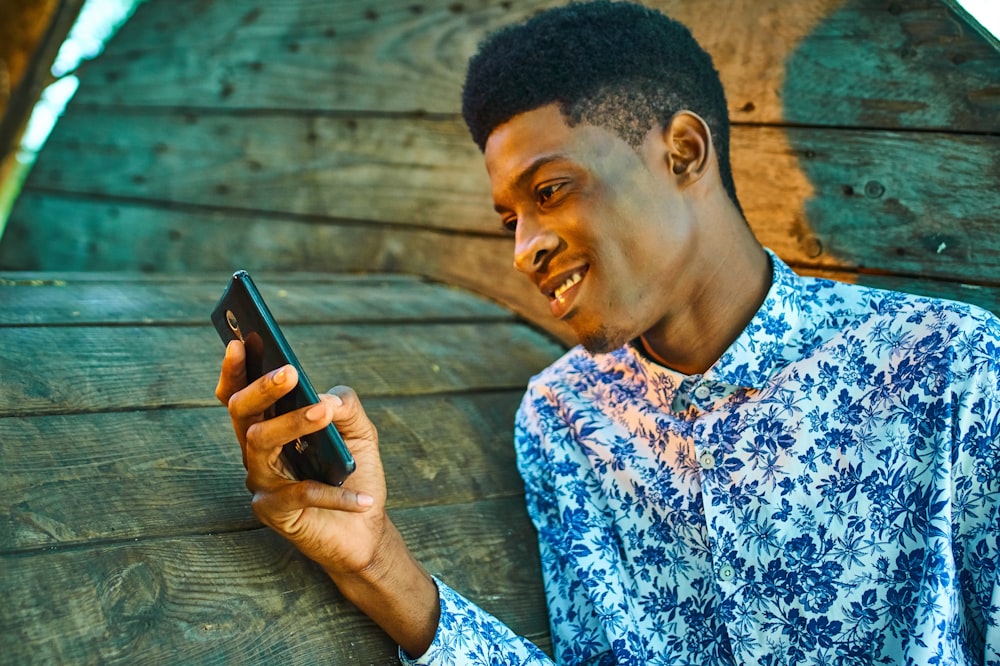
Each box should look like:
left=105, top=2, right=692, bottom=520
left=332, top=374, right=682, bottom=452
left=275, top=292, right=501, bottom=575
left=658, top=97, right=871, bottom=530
left=398, top=577, right=551, bottom=665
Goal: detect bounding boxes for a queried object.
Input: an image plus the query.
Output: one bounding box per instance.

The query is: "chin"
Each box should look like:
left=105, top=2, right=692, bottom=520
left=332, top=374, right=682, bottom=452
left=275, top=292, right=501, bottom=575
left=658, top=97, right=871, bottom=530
left=577, top=324, right=630, bottom=355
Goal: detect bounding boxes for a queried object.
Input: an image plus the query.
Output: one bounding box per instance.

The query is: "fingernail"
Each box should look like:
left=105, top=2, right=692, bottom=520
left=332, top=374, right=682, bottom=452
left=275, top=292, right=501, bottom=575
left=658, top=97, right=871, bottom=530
left=306, top=403, right=325, bottom=421
left=273, top=367, right=286, bottom=383
left=357, top=493, right=374, bottom=507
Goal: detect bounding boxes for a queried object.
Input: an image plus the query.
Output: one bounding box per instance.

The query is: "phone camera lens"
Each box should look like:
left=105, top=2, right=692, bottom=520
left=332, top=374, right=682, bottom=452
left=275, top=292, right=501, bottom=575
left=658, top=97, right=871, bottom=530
left=225, top=310, right=241, bottom=336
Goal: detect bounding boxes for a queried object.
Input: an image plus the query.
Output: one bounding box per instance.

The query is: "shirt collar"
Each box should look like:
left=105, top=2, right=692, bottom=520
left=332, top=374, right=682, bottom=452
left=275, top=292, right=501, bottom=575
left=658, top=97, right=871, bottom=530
left=624, top=249, right=805, bottom=393
left=705, top=250, right=804, bottom=389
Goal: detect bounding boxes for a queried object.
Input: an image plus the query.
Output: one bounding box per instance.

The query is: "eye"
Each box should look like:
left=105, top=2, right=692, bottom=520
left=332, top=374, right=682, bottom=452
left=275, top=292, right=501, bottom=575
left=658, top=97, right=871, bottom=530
left=536, top=181, right=565, bottom=204
left=501, top=216, right=518, bottom=233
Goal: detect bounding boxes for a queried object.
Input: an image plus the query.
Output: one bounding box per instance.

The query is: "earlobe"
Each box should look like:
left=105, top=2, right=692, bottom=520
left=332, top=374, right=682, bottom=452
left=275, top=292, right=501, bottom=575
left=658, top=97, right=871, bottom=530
left=663, top=111, right=712, bottom=187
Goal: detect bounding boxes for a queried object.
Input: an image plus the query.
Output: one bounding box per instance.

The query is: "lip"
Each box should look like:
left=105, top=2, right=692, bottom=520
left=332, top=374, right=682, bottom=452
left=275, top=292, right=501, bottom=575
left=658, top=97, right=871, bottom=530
left=540, top=266, right=588, bottom=319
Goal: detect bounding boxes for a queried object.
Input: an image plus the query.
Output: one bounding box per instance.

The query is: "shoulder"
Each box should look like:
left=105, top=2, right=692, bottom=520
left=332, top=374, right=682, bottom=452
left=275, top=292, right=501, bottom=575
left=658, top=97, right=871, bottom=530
left=516, top=343, right=642, bottom=434
left=799, top=275, right=1000, bottom=346
left=802, top=278, right=1000, bottom=402
left=802, top=274, right=989, bottom=321
left=524, top=344, right=636, bottom=397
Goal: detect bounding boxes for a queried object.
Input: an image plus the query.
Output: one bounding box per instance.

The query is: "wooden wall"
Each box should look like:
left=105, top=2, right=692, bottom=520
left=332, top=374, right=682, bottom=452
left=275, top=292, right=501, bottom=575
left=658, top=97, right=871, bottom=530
left=0, top=1, right=997, bottom=662
left=0, top=0, right=997, bottom=343
left=0, top=272, right=562, bottom=663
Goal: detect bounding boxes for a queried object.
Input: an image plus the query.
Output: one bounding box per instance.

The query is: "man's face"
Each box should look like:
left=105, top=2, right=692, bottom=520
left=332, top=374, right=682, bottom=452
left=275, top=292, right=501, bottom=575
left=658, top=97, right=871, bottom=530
left=484, top=103, right=698, bottom=353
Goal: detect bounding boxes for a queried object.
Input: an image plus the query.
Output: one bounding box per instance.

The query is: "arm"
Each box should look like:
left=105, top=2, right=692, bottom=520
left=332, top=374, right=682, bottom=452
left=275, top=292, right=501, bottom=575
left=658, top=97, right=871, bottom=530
left=950, top=313, right=1000, bottom=665
left=215, top=339, right=438, bottom=657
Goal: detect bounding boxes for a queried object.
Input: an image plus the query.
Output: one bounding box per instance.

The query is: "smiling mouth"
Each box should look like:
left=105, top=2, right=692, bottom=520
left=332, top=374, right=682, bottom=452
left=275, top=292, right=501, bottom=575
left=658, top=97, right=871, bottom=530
left=552, top=272, right=584, bottom=301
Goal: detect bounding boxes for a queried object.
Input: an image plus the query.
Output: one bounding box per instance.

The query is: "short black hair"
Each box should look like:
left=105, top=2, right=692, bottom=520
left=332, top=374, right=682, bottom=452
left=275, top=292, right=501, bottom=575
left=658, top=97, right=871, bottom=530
left=461, top=0, right=739, bottom=209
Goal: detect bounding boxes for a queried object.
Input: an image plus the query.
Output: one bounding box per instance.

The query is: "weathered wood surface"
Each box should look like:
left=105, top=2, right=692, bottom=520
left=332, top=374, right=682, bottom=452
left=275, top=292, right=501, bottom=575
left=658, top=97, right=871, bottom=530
left=2, top=190, right=997, bottom=346
left=0, top=320, right=560, bottom=416
left=0, top=272, right=512, bottom=325
left=2, top=500, right=551, bottom=665
left=68, top=0, right=1000, bottom=131
left=2, top=0, right=997, bottom=347
left=0, top=274, right=560, bottom=663
left=10, top=112, right=998, bottom=285
left=1, top=394, right=528, bottom=551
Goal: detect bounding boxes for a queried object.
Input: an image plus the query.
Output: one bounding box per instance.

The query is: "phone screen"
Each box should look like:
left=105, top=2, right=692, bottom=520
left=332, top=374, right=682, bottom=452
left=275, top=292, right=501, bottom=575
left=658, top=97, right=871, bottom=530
left=211, top=271, right=356, bottom=485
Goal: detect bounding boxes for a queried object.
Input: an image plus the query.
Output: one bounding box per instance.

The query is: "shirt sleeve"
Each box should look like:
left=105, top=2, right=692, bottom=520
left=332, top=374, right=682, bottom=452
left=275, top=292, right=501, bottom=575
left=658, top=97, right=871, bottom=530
left=951, top=309, right=1000, bottom=666
left=400, top=381, right=621, bottom=666
left=398, top=577, right=553, bottom=665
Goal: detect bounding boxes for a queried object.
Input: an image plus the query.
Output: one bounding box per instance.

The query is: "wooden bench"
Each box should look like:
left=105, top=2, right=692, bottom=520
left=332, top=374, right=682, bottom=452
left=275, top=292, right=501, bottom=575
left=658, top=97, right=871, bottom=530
left=0, top=272, right=563, bottom=662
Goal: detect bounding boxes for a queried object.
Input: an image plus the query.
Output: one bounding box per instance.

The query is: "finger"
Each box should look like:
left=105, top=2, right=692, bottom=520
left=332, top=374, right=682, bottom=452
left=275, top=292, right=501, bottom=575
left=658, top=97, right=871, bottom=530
left=228, top=365, right=297, bottom=472
left=215, top=339, right=247, bottom=404
left=326, top=386, right=379, bottom=443
left=244, top=394, right=335, bottom=456
left=256, top=480, right=375, bottom=519
left=228, top=364, right=298, bottom=420
left=243, top=396, right=337, bottom=485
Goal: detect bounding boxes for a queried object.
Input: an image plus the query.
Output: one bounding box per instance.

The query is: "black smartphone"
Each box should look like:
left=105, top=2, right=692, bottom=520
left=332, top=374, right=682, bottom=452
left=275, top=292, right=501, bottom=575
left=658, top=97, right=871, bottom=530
left=211, top=270, right=355, bottom=486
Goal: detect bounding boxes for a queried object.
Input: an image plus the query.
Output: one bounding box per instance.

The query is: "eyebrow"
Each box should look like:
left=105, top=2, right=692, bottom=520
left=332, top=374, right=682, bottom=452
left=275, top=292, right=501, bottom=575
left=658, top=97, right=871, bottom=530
left=493, top=154, right=569, bottom=214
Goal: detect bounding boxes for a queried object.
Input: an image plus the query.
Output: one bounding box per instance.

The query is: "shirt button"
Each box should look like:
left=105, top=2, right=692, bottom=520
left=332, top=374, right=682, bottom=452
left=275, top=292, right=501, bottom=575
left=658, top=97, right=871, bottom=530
left=699, top=451, right=716, bottom=470
left=719, top=564, right=735, bottom=582
left=693, top=385, right=711, bottom=400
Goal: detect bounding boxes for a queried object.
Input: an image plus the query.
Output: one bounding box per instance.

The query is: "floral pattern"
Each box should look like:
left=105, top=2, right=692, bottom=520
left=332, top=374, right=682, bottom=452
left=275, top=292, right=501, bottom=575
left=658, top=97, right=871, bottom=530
left=404, top=253, right=999, bottom=666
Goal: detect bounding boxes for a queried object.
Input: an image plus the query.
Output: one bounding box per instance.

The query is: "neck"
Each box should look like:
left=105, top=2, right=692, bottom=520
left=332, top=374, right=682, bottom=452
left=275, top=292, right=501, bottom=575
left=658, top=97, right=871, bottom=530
left=640, top=231, right=771, bottom=376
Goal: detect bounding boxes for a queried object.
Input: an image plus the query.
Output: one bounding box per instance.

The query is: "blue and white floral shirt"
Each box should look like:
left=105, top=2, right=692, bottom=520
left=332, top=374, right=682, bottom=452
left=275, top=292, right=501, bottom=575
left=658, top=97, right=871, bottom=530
left=405, top=254, right=1000, bottom=665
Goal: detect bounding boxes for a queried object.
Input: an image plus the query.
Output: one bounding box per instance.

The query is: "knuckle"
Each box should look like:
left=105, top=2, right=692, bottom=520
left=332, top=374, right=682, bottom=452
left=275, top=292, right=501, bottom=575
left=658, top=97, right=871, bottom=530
left=298, top=481, right=326, bottom=506
left=249, top=494, right=271, bottom=524
left=244, top=422, right=265, bottom=449
left=227, top=391, right=242, bottom=415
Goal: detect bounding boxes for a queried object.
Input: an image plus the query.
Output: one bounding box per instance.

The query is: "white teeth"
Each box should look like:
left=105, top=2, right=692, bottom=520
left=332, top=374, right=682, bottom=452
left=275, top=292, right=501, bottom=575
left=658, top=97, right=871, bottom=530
left=553, top=272, right=583, bottom=301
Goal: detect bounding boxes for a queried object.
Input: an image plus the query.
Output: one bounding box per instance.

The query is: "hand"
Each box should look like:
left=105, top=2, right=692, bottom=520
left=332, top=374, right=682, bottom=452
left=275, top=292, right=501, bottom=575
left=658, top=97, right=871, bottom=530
left=215, top=339, right=389, bottom=575
left=215, top=340, right=440, bottom=655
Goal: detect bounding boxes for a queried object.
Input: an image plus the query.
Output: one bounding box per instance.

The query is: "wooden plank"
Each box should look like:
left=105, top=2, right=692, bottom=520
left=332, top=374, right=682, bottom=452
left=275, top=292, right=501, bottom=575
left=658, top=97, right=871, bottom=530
left=67, top=0, right=999, bottom=132
left=730, top=125, right=1000, bottom=284
left=0, top=273, right=512, bottom=325
left=0, top=498, right=550, bottom=664
left=9, top=116, right=997, bottom=286
left=17, top=111, right=491, bottom=233
left=0, top=321, right=564, bottom=416
left=0, top=392, right=528, bottom=551
left=1, top=194, right=996, bottom=347
left=0, top=193, right=397, bottom=273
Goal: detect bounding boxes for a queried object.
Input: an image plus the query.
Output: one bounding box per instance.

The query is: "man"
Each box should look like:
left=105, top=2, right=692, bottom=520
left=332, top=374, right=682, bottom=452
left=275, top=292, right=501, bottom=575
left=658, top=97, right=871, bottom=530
left=216, top=2, right=999, bottom=664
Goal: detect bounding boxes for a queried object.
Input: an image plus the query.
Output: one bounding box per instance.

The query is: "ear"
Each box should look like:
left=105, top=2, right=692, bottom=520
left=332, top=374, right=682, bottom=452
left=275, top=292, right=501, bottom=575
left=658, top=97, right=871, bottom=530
left=662, top=111, right=712, bottom=188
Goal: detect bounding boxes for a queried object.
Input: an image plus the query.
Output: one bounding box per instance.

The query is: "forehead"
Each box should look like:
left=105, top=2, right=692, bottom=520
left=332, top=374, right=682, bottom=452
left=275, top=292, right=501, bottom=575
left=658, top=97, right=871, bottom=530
left=485, top=105, right=570, bottom=179
left=483, top=104, right=618, bottom=192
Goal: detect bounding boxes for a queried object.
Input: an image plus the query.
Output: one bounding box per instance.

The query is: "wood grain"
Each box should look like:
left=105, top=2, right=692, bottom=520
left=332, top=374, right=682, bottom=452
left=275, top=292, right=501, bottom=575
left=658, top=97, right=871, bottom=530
left=0, top=276, right=556, bottom=663
left=0, top=320, right=564, bottom=416
left=67, top=0, right=1000, bottom=131
left=0, top=392, right=528, bottom=551
left=2, top=194, right=997, bottom=348
left=8, top=115, right=997, bottom=286
left=0, top=499, right=550, bottom=664
left=0, top=272, right=512, bottom=325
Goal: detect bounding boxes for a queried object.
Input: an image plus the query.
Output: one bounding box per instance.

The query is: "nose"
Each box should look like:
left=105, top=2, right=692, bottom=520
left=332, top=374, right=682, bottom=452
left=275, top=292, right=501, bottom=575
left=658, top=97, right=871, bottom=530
left=513, top=215, right=559, bottom=275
